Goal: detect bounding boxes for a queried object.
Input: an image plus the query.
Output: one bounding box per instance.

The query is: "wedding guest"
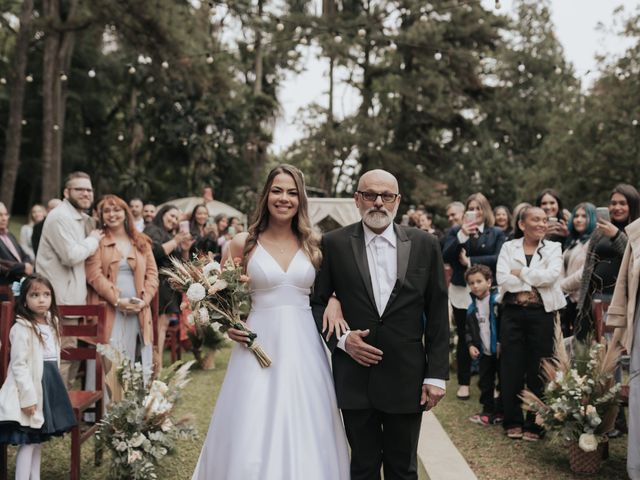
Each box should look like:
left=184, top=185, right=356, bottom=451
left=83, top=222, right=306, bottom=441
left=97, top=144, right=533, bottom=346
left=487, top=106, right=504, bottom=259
left=189, top=203, right=218, bottom=258
left=535, top=188, right=569, bottom=244
left=142, top=204, right=156, bottom=225
left=215, top=214, right=230, bottom=251
left=0, top=202, right=34, bottom=285
left=86, top=195, right=159, bottom=387
left=442, top=193, right=505, bottom=400
left=509, top=202, right=532, bottom=240
left=19, top=204, right=46, bottom=259
left=446, top=201, right=465, bottom=227
left=418, top=211, right=443, bottom=240
left=497, top=206, right=565, bottom=441
left=144, top=204, right=192, bottom=371
left=35, top=172, right=103, bottom=387
left=30, top=198, right=62, bottom=258
left=129, top=198, right=145, bottom=232
left=608, top=215, right=640, bottom=480
left=493, top=205, right=513, bottom=238
left=559, top=203, right=597, bottom=337
left=575, top=184, right=640, bottom=340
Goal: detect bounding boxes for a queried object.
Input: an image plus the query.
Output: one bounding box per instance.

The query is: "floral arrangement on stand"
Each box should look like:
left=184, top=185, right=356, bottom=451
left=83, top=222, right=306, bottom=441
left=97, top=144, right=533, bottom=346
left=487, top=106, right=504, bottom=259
left=96, top=344, right=197, bottom=480
left=162, top=255, right=272, bottom=367
left=520, top=322, right=622, bottom=474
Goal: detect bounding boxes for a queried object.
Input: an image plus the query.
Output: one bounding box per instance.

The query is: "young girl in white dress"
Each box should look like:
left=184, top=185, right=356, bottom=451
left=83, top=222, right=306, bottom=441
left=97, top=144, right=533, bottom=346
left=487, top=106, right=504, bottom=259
left=0, top=274, right=76, bottom=480
left=192, top=165, right=350, bottom=479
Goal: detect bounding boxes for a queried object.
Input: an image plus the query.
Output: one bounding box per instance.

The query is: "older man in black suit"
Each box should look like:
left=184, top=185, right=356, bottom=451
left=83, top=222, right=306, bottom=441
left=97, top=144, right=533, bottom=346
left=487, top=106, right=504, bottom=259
left=0, top=202, right=33, bottom=285
left=311, top=169, right=450, bottom=480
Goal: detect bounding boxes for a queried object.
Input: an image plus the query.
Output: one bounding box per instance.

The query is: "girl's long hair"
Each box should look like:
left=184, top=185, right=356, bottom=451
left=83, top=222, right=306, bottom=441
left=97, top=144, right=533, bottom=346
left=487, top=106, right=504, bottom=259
left=97, top=195, right=152, bottom=253
left=15, top=274, right=62, bottom=346
left=243, top=165, right=322, bottom=270
left=189, top=204, right=210, bottom=234
left=493, top=205, right=513, bottom=231
left=535, top=188, right=564, bottom=219
left=152, top=204, right=179, bottom=233
left=465, top=192, right=495, bottom=227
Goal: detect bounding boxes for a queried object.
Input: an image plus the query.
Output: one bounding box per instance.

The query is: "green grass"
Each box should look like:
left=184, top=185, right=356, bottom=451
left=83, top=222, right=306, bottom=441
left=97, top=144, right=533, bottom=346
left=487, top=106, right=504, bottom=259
left=434, top=376, right=628, bottom=480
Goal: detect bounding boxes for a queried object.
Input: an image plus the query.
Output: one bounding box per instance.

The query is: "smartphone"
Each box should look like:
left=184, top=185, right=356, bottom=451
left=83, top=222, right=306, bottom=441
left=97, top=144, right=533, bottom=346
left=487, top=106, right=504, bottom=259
left=227, top=226, right=237, bottom=237
left=596, top=207, right=610, bottom=222
left=130, top=297, right=142, bottom=304
left=179, top=220, right=190, bottom=233
left=547, top=216, right=558, bottom=225
left=464, top=211, right=477, bottom=224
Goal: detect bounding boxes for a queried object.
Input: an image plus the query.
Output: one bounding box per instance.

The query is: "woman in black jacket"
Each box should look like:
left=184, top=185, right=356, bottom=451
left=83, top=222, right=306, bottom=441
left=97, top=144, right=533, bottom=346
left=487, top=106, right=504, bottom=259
left=442, top=192, right=506, bottom=399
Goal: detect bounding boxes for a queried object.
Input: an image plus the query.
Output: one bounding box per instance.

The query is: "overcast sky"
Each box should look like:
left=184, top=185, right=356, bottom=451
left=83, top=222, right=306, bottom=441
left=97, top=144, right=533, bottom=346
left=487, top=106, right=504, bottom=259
left=272, top=0, right=639, bottom=153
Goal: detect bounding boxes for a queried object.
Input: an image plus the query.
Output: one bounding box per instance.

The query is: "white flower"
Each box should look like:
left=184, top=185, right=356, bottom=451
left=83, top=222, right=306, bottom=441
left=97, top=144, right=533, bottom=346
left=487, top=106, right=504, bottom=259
left=129, top=432, right=146, bottom=448
left=198, top=307, right=210, bottom=322
left=187, top=314, right=195, bottom=325
left=128, top=450, right=143, bottom=464
left=203, top=261, right=221, bottom=275
left=578, top=433, right=598, bottom=452
left=208, top=279, right=228, bottom=294
left=115, top=441, right=128, bottom=452
left=152, top=399, right=173, bottom=415
left=586, top=405, right=596, bottom=416
left=149, top=380, right=169, bottom=397
left=212, top=322, right=221, bottom=332
left=186, top=282, right=206, bottom=302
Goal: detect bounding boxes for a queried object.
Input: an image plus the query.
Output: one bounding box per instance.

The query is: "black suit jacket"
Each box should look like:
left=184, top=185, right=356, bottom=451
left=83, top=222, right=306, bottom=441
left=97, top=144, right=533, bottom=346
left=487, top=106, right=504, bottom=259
left=311, top=222, right=450, bottom=414
left=0, top=231, right=32, bottom=284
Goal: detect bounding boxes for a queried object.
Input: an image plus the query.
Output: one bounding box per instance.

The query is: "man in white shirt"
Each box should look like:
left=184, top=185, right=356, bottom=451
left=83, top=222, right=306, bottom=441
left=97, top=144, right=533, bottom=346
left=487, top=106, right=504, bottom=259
left=129, top=198, right=145, bottom=232
left=312, top=169, right=449, bottom=480
left=36, top=171, right=103, bottom=386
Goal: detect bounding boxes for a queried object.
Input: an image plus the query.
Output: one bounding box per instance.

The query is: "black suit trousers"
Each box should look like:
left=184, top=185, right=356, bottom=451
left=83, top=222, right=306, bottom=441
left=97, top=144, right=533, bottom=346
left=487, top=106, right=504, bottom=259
left=342, top=408, right=422, bottom=480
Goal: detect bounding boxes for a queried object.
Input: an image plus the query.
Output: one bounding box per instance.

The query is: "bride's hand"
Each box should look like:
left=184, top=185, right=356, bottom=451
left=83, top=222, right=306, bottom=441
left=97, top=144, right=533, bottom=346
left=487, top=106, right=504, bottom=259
left=228, top=325, right=251, bottom=345
left=322, top=295, right=350, bottom=341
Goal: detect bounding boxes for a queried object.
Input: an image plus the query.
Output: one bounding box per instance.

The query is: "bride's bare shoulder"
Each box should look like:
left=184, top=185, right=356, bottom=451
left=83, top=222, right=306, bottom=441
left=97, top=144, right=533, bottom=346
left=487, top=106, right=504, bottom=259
left=228, top=232, right=250, bottom=254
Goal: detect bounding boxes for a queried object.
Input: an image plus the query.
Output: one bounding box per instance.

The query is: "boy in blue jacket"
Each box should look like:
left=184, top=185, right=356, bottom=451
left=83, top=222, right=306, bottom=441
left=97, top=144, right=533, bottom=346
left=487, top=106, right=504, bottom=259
left=464, top=264, right=503, bottom=425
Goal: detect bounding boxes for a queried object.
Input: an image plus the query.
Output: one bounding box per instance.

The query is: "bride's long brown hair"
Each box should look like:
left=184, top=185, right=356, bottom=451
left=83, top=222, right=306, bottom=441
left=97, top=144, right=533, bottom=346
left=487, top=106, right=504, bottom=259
left=243, top=164, right=322, bottom=270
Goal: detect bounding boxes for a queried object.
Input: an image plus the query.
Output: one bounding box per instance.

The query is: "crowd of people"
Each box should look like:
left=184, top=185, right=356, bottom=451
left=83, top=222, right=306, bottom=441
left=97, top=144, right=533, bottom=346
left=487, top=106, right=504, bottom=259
left=405, top=185, right=638, bottom=452
left=0, top=167, right=639, bottom=479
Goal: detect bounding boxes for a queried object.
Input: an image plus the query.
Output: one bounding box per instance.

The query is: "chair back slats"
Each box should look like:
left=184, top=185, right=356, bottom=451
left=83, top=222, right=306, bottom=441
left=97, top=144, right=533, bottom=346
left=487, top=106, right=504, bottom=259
left=58, top=303, right=107, bottom=392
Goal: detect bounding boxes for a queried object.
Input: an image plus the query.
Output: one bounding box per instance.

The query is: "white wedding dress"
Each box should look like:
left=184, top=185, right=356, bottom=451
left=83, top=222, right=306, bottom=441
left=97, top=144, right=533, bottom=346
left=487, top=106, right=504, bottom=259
left=192, top=244, right=350, bottom=480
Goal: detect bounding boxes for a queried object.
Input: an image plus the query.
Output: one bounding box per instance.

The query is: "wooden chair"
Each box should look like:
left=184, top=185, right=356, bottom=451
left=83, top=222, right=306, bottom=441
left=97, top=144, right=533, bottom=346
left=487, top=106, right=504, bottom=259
left=0, top=302, right=11, bottom=480
left=58, top=303, right=107, bottom=480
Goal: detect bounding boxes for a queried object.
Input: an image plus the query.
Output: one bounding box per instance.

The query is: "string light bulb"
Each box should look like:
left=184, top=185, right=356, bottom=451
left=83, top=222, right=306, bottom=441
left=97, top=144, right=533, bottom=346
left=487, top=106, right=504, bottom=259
left=21, top=120, right=27, bottom=125
left=60, top=72, right=68, bottom=82
left=517, top=62, right=526, bottom=73
left=149, top=136, right=156, bottom=143
left=334, top=35, right=342, bottom=44
left=88, top=69, right=96, bottom=78
left=495, top=0, right=501, bottom=9
left=53, top=124, right=59, bottom=131
left=26, top=74, right=33, bottom=82
left=247, top=43, right=255, bottom=52
left=554, top=66, right=562, bottom=75
left=276, top=22, right=284, bottom=32
left=161, top=61, right=169, bottom=69
left=0, top=77, right=6, bottom=84
left=358, top=28, right=366, bottom=37
left=117, top=133, right=124, bottom=141
left=128, top=66, right=136, bottom=74
left=632, top=119, right=638, bottom=126
left=85, top=128, right=91, bottom=135
left=434, top=51, right=442, bottom=61
left=206, top=54, right=214, bottom=64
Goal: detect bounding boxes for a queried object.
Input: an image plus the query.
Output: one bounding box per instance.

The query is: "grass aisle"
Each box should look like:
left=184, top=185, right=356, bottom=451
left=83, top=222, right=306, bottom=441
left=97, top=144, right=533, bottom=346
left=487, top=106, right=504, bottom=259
left=434, top=376, right=628, bottom=480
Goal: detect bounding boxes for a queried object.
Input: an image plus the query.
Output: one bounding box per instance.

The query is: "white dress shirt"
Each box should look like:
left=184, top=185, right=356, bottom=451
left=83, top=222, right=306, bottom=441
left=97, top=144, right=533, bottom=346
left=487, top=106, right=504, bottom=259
left=337, top=222, right=445, bottom=391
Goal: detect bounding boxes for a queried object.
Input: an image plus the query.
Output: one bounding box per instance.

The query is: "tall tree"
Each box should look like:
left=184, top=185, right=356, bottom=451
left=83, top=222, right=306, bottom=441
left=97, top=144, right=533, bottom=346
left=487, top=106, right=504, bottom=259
left=0, top=0, right=33, bottom=211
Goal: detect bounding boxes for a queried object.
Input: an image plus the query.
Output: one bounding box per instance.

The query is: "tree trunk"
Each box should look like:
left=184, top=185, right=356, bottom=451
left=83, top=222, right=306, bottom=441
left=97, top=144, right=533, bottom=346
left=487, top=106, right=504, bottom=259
left=1, top=0, right=34, bottom=211
left=253, top=0, right=263, bottom=95
left=41, top=0, right=79, bottom=202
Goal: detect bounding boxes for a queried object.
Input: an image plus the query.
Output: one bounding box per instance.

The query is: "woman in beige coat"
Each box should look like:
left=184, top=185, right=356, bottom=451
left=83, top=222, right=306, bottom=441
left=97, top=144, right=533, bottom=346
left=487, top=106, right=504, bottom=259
left=608, top=217, right=640, bottom=479
left=86, top=195, right=159, bottom=385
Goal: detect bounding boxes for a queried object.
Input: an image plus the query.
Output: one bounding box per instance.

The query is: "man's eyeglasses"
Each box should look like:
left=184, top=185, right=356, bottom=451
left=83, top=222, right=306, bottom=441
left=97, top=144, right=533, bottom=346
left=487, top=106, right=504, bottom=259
left=357, top=191, right=399, bottom=203
left=68, top=187, right=93, bottom=193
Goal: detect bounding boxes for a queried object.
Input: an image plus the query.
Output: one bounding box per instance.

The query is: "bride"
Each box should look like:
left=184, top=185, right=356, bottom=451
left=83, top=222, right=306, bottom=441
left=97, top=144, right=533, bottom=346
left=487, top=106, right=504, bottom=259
left=192, top=165, right=350, bottom=479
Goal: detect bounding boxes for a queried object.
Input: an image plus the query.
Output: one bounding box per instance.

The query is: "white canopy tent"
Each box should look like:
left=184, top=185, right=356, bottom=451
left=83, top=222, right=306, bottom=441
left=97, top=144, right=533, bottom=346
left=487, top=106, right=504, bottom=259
left=158, top=197, right=246, bottom=223
left=307, top=198, right=360, bottom=228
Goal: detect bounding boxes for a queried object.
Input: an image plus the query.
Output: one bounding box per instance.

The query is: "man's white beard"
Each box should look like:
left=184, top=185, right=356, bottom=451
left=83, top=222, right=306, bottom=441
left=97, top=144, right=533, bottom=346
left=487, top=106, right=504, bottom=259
left=362, top=206, right=396, bottom=230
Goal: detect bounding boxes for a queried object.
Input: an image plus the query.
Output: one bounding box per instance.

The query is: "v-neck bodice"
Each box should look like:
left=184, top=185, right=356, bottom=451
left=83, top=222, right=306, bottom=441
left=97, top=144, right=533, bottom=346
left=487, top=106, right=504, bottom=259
left=247, top=244, right=316, bottom=310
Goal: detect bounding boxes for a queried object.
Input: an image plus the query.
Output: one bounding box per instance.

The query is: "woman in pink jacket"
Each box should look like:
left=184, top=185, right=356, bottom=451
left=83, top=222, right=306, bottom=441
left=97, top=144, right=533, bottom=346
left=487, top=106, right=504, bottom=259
left=85, top=195, right=159, bottom=385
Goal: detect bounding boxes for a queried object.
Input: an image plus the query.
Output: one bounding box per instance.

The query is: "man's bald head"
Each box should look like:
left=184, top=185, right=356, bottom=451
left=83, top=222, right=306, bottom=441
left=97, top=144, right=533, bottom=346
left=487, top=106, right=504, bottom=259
left=357, top=169, right=399, bottom=193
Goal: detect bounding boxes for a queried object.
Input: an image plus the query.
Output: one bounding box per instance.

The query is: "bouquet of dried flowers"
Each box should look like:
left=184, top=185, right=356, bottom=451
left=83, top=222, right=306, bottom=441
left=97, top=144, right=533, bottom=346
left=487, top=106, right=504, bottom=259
left=162, top=256, right=272, bottom=367
left=96, top=344, right=196, bottom=480
left=520, top=322, right=622, bottom=452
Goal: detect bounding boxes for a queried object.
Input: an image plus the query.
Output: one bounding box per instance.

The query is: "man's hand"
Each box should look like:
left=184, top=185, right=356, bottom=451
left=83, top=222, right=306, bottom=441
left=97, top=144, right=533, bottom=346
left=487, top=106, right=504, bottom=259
left=420, top=384, right=445, bottom=411
left=89, top=229, right=105, bottom=242
left=344, top=329, right=383, bottom=367
left=24, top=263, right=34, bottom=275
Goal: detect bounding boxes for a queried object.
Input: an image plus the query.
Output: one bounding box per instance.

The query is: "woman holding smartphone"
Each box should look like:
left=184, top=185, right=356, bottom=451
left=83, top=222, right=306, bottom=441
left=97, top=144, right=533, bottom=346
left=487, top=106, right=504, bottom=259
left=442, top=192, right=506, bottom=399
left=575, top=184, right=640, bottom=340
left=86, top=195, right=159, bottom=386
left=144, top=204, right=193, bottom=370
left=535, top=188, right=569, bottom=245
